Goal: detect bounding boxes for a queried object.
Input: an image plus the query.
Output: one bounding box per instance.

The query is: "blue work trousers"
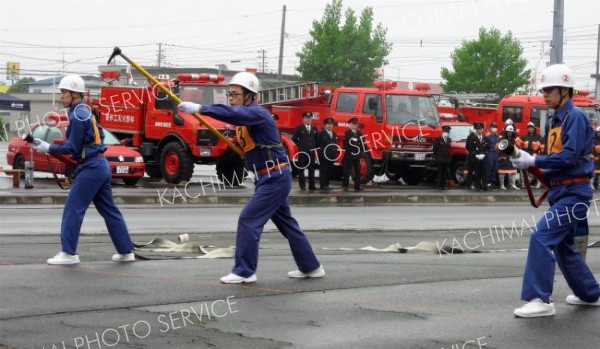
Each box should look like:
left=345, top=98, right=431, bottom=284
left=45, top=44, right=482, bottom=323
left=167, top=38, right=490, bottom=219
left=487, top=152, right=499, bottom=186
left=521, top=183, right=600, bottom=303
left=60, top=157, right=133, bottom=255
left=232, top=167, right=321, bottom=277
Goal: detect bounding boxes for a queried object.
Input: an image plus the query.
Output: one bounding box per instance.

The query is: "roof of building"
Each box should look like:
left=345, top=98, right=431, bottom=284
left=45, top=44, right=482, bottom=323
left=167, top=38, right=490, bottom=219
left=27, top=75, right=101, bottom=88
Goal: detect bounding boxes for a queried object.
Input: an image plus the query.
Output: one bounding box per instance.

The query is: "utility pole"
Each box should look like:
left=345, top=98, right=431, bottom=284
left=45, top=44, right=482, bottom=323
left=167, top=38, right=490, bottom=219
left=157, top=42, right=164, bottom=68
left=257, top=49, right=266, bottom=72
left=550, top=0, right=564, bottom=64
left=592, top=24, right=600, bottom=99
left=277, top=5, right=286, bottom=80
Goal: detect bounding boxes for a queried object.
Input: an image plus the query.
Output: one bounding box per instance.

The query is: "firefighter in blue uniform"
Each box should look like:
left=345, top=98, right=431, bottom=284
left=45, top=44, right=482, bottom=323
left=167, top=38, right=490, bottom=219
left=34, top=75, right=135, bottom=265
left=486, top=122, right=500, bottom=188
left=511, top=64, right=600, bottom=317
left=178, top=72, right=324, bottom=284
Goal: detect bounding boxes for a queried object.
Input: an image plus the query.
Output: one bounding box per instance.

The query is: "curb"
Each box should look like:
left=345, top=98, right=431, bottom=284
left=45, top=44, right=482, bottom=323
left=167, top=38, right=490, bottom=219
left=0, top=192, right=534, bottom=206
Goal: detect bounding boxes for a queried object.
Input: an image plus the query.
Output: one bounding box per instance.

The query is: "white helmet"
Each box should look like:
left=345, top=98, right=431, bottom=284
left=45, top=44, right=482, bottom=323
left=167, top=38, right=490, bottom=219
left=596, top=126, right=600, bottom=132
left=229, top=72, right=260, bottom=93
left=505, top=125, right=515, bottom=132
left=539, top=64, right=574, bottom=90
left=505, top=118, right=514, bottom=125
left=58, top=74, right=86, bottom=93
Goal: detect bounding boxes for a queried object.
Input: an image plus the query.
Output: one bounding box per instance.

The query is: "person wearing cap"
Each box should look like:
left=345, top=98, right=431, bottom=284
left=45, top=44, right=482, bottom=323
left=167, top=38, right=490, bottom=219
left=497, top=124, right=520, bottom=190
left=292, top=111, right=318, bottom=191
left=433, top=125, right=452, bottom=190
left=486, top=122, right=500, bottom=188
left=342, top=117, right=366, bottom=191
left=510, top=64, right=600, bottom=317
left=518, top=121, right=543, bottom=188
left=316, top=117, right=338, bottom=191
left=32, top=75, right=135, bottom=265
left=465, top=123, right=489, bottom=191
left=178, top=72, right=324, bottom=284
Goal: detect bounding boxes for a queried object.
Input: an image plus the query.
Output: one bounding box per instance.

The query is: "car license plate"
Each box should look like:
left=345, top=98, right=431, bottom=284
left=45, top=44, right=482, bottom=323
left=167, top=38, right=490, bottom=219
left=116, top=166, right=129, bottom=174
left=415, top=153, right=425, bottom=161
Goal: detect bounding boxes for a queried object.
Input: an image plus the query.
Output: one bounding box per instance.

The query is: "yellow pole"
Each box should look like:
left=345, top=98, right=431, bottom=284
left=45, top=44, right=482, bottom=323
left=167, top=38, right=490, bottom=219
left=109, top=47, right=244, bottom=157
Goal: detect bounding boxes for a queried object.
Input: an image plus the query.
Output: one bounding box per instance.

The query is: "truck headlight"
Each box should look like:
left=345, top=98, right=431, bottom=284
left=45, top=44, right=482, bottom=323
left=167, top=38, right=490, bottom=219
left=200, top=147, right=211, bottom=156
left=134, top=156, right=144, bottom=163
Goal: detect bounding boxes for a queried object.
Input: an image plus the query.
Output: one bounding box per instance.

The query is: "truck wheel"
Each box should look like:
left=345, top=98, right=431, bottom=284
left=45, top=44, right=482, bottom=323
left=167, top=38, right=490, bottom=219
left=385, top=165, right=402, bottom=181
left=356, top=153, right=374, bottom=184
left=451, top=161, right=467, bottom=185
left=402, top=168, right=423, bottom=186
left=216, top=149, right=246, bottom=187
left=159, top=142, right=194, bottom=184
left=123, top=177, right=139, bottom=186
left=145, top=165, right=162, bottom=179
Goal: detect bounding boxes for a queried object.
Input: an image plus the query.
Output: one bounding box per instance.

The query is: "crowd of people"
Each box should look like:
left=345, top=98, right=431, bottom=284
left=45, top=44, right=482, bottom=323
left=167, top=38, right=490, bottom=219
left=432, top=118, right=597, bottom=191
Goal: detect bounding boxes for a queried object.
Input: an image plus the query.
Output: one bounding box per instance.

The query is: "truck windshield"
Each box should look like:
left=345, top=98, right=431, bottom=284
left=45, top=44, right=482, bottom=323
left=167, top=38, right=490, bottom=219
left=180, top=85, right=229, bottom=105
left=385, top=94, right=440, bottom=127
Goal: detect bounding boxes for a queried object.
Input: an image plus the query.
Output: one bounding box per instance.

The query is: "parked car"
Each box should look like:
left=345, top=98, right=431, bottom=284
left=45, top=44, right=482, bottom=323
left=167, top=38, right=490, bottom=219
left=6, top=115, right=145, bottom=186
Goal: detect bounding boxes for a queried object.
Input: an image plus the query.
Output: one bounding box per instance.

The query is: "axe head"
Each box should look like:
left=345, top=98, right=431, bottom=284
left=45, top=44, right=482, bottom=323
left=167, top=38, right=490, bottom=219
left=107, top=47, right=122, bottom=64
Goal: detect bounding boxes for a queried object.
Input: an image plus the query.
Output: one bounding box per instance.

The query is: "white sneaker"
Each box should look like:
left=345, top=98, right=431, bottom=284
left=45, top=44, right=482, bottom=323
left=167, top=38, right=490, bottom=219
left=47, top=251, right=80, bottom=265
left=566, top=295, right=600, bottom=306
left=511, top=185, right=520, bottom=190
left=499, top=185, right=506, bottom=190
left=288, top=265, right=325, bottom=278
left=220, top=273, right=257, bottom=284
left=514, top=298, right=555, bottom=318
left=112, top=252, right=135, bottom=262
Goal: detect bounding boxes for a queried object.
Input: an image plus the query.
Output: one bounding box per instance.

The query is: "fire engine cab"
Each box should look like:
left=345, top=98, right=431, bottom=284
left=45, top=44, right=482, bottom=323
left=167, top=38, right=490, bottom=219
left=262, top=80, right=442, bottom=185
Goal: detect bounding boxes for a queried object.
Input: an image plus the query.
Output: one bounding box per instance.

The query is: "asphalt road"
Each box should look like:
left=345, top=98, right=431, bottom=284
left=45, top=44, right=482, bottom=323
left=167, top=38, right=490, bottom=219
left=2, top=204, right=600, bottom=349
left=3, top=141, right=600, bottom=348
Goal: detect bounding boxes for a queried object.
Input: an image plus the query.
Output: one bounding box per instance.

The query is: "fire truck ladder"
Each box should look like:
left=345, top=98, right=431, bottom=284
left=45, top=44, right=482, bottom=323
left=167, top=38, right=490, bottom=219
left=260, top=82, right=320, bottom=105
left=439, top=92, right=499, bottom=107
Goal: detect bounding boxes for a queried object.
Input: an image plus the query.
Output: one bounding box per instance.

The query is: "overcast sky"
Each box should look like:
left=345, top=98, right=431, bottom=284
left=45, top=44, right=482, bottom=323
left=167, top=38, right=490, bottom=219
left=1, top=0, right=599, bottom=91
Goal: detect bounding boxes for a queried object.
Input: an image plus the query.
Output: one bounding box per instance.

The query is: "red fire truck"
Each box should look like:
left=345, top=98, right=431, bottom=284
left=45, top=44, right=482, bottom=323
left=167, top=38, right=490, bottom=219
left=262, top=80, right=442, bottom=185
left=91, top=70, right=295, bottom=185
left=437, top=91, right=600, bottom=136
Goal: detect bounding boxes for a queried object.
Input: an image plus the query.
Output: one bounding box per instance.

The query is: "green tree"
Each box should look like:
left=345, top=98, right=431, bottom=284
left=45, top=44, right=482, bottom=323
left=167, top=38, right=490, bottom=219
left=7, top=77, right=35, bottom=93
left=440, top=27, right=530, bottom=98
left=296, top=0, right=392, bottom=86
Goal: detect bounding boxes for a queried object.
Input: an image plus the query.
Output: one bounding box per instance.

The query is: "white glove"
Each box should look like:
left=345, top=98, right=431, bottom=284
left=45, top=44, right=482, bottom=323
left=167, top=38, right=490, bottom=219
left=178, top=101, right=201, bottom=114
left=510, top=150, right=535, bottom=169
left=475, top=154, right=485, bottom=160
left=34, top=138, right=50, bottom=154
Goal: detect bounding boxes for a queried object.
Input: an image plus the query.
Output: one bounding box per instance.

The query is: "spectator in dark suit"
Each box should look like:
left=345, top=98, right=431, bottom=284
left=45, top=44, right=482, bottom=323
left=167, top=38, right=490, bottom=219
left=342, top=117, right=366, bottom=192
left=433, top=125, right=452, bottom=190
left=317, top=117, right=338, bottom=191
left=466, top=122, right=489, bottom=191
left=292, top=111, right=318, bottom=191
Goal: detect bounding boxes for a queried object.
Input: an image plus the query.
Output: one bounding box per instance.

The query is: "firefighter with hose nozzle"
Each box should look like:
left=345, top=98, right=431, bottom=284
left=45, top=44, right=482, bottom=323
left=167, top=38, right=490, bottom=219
left=33, top=74, right=135, bottom=265
left=510, top=64, right=600, bottom=318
